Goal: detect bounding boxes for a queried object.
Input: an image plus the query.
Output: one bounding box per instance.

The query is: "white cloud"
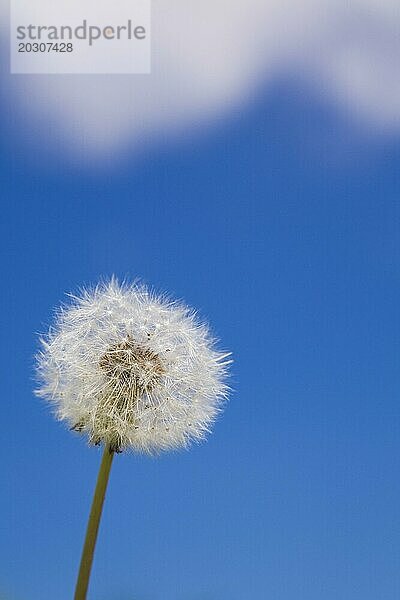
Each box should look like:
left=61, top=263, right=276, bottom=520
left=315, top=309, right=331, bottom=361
left=2, top=0, right=400, bottom=159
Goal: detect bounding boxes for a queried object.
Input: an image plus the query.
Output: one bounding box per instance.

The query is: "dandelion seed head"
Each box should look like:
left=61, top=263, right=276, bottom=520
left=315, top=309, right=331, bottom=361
left=35, top=279, right=230, bottom=454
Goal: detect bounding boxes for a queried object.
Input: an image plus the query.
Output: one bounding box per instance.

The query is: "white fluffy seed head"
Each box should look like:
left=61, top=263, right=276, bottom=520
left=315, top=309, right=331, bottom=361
left=35, top=279, right=231, bottom=454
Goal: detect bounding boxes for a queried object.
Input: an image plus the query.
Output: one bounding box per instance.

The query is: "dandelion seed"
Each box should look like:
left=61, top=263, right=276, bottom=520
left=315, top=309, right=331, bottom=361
left=36, top=279, right=230, bottom=454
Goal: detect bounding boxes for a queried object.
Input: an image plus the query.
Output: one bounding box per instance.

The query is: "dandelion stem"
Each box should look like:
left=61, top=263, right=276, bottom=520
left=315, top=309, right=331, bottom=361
left=74, top=445, right=114, bottom=600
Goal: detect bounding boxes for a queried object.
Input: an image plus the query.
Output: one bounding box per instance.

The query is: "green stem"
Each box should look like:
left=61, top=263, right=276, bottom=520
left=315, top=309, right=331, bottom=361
left=74, top=445, right=114, bottom=600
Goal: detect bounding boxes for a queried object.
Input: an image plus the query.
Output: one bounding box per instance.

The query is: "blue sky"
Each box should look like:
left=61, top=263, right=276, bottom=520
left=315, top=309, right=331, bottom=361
left=1, top=75, right=400, bottom=600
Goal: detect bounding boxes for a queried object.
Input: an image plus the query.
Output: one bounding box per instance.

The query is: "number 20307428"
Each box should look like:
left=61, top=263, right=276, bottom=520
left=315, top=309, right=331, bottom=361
left=18, top=42, right=73, bottom=52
